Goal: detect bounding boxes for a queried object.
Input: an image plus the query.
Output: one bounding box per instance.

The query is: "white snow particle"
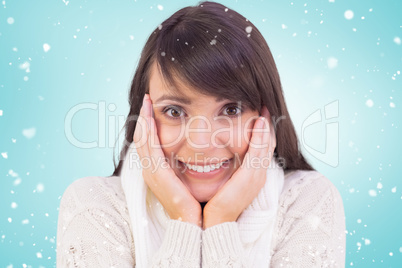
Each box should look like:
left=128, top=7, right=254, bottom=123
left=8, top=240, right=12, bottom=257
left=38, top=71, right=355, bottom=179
left=157, top=5, right=163, bottom=11
left=9, top=170, right=18, bottom=177
left=365, top=99, right=374, bottom=108
left=329, top=0, right=335, bottom=2
left=22, top=127, right=36, bottom=139
left=389, top=252, right=393, bottom=256
left=281, top=24, right=287, bottom=29
left=1, top=152, right=7, bottom=159
left=36, top=183, right=44, bottom=193
left=394, top=37, right=401, bottom=45
left=349, top=188, right=355, bottom=193
left=19, top=61, right=30, bottom=72
left=43, top=43, right=51, bottom=52
left=129, top=35, right=134, bottom=40
left=23, top=76, right=29, bottom=81
left=7, top=17, right=14, bottom=24
left=327, top=57, right=338, bottom=69
left=308, top=215, right=321, bottom=230
left=224, top=8, right=228, bottom=12
left=391, top=187, right=396, bottom=193
left=210, top=39, right=217, bottom=45
left=22, top=219, right=29, bottom=224
left=357, top=219, right=362, bottom=223
left=344, top=10, right=354, bottom=20
left=390, top=102, right=395, bottom=108
left=160, top=52, right=166, bottom=56
left=377, top=182, right=383, bottom=189
left=36, top=252, right=42, bottom=258
left=14, top=178, right=21, bottom=186
left=158, top=24, right=162, bottom=30
left=245, top=26, right=252, bottom=33
left=368, top=189, right=377, bottom=197
left=8, top=218, right=12, bottom=223
left=364, top=239, right=371, bottom=245
left=11, top=202, right=17, bottom=209
left=0, top=110, right=3, bottom=116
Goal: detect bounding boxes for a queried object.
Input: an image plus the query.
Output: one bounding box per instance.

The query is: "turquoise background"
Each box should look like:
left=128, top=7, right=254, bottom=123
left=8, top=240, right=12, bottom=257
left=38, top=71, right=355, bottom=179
left=1, top=0, right=401, bottom=266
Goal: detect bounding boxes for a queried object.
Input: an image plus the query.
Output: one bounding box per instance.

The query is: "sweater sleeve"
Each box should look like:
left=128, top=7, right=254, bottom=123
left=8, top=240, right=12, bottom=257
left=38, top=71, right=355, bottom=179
left=149, top=220, right=202, bottom=267
left=200, top=173, right=346, bottom=268
left=56, top=177, right=135, bottom=267
left=270, top=174, right=346, bottom=267
left=202, top=222, right=247, bottom=267
left=56, top=176, right=202, bottom=267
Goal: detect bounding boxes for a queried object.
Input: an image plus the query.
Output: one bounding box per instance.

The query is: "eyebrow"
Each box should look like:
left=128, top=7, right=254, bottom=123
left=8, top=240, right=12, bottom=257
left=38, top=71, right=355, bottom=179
left=155, top=95, right=192, bottom=105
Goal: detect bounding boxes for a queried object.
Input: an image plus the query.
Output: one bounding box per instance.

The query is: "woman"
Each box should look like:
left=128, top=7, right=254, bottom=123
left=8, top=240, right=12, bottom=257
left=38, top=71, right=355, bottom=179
left=57, top=1, right=346, bottom=267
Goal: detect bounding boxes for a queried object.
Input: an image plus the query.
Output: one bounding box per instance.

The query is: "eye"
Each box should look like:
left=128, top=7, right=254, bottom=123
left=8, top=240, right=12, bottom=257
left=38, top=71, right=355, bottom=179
left=162, top=106, right=185, bottom=120
left=222, top=104, right=242, bottom=117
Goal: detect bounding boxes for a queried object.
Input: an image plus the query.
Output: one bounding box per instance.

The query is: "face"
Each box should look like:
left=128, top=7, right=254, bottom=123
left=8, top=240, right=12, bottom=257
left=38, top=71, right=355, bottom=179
left=148, top=63, right=259, bottom=202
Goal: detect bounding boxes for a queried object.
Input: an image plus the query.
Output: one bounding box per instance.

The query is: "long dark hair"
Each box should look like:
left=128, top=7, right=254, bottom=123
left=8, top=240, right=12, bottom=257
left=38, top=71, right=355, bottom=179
left=111, top=1, right=313, bottom=176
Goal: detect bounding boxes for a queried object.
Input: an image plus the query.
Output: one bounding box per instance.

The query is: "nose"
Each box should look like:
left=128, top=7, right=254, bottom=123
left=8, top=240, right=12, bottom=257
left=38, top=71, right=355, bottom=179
left=185, top=116, right=213, bottom=150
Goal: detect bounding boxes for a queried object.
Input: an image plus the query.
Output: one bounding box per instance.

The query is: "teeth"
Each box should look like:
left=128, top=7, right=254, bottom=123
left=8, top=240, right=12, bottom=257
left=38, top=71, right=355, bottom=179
left=185, top=161, right=227, bottom=173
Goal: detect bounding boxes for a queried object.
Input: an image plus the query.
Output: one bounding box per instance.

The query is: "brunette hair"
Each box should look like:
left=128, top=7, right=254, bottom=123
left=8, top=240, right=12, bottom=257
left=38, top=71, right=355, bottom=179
left=111, top=1, right=313, bottom=176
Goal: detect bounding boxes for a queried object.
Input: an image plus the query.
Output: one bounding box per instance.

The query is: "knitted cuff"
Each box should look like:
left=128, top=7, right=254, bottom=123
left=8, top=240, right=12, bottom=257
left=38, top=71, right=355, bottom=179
left=202, top=222, right=244, bottom=261
left=159, top=219, right=202, bottom=260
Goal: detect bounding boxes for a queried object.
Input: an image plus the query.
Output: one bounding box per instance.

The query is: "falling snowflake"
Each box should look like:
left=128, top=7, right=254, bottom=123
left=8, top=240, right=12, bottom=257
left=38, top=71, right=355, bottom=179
left=43, top=43, right=51, bottom=52
left=344, top=10, right=354, bottom=20
left=365, top=99, right=374, bottom=108
left=327, top=57, right=338, bottom=69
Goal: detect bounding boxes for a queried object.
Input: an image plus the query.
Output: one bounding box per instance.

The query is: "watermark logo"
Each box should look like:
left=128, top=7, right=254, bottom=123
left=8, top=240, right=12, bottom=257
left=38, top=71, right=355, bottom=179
left=64, top=100, right=339, bottom=167
left=301, top=100, right=339, bottom=167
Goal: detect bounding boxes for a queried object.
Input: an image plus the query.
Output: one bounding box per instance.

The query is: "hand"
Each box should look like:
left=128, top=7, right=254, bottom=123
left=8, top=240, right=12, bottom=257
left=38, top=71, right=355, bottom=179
left=133, top=94, right=202, bottom=227
left=202, top=106, right=276, bottom=229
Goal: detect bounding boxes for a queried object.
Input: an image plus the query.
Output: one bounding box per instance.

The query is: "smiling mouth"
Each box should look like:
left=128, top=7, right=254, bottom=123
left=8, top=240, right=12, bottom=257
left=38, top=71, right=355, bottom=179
left=177, top=159, right=231, bottom=173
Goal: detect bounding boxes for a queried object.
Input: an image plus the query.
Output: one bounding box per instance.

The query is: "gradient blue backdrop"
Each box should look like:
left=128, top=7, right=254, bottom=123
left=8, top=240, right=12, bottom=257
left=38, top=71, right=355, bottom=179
left=1, top=0, right=401, bottom=266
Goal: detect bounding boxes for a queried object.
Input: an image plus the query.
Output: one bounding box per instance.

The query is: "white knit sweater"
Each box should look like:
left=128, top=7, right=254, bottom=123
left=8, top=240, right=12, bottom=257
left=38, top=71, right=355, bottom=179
left=56, top=170, right=346, bottom=267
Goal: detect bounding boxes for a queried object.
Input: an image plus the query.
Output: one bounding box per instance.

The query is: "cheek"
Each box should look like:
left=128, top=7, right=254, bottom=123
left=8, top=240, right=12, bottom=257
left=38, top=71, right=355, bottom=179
left=155, top=120, right=184, bottom=151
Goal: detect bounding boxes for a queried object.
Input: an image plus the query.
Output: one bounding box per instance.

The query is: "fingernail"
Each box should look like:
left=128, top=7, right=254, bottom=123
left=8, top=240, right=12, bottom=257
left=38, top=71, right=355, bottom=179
left=258, top=116, right=265, bottom=128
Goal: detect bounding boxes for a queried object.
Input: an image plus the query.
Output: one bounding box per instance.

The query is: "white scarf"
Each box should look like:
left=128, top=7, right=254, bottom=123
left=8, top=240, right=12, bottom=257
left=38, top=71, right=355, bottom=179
left=121, top=143, right=284, bottom=267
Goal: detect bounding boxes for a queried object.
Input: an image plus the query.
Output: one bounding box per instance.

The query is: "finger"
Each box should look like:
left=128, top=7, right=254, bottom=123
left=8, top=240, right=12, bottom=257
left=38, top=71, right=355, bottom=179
left=146, top=97, right=174, bottom=174
left=248, top=116, right=267, bottom=156
left=148, top=117, right=165, bottom=160
left=268, top=116, right=276, bottom=160
left=134, top=95, right=150, bottom=164
left=261, top=106, right=273, bottom=160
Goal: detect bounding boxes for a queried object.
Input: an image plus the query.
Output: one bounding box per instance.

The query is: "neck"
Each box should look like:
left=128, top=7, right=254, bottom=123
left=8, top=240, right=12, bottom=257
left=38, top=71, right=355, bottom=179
left=200, top=202, right=207, bottom=210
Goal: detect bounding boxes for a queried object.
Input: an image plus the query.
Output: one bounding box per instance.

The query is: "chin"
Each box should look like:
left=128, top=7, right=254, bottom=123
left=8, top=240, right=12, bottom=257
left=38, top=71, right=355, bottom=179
left=193, top=192, right=214, bottom=203
left=185, top=182, right=225, bottom=203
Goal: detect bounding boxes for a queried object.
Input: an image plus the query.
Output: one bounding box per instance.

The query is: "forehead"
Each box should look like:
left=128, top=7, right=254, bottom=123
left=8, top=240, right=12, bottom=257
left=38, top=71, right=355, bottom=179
left=148, top=62, right=224, bottom=104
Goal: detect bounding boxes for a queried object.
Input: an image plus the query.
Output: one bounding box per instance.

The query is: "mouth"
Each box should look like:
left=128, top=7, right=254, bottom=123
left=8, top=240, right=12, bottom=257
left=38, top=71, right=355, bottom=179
left=177, top=159, right=231, bottom=176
